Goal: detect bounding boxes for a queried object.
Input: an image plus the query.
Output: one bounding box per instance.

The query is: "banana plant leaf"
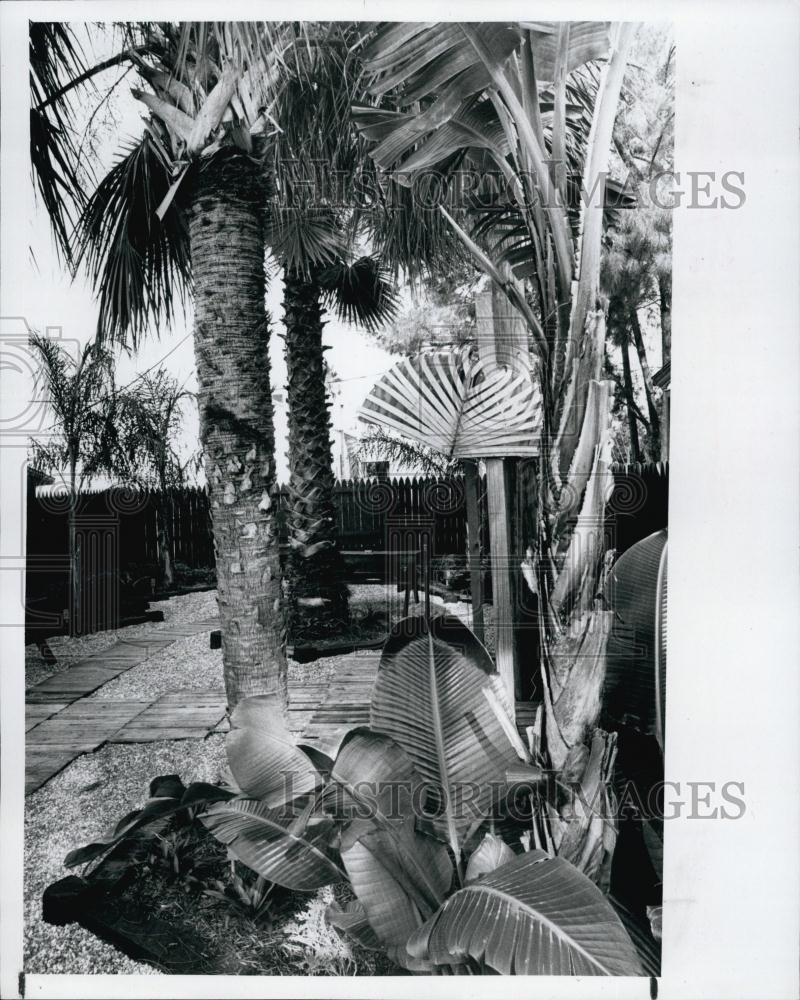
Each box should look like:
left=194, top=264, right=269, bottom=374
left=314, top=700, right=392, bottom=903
left=225, top=695, right=324, bottom=806
left=602, top=530, right=668, bottom=748
left=64, top=776, right=232, bottom=869
left=326, top=897, right=382, bottom=952
left=200, top=799, right=345, bottom=891
left=354, top=18, right=612, bottom=281
left=340, top=817, right=453, bottom=972
left=464, top=831, right=516, bottom=882
left=407, top=849, right=643, bottom=975
left=369, top=614, right=524, bottom=858
left=327, top=727, right=420, bottom=824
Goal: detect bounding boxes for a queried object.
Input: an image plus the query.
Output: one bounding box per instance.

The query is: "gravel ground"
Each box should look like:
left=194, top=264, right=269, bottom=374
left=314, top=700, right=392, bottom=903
left=25, top=590, right=218, bottom=689
left=25, top=735, right=227, bottom=975
left=87, top=631, right=223, bottom=702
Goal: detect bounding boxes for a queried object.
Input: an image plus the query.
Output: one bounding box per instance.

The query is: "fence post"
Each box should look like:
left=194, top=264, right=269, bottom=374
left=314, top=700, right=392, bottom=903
left=464, top=461, right=484, bottom=643
left=476, top=281, right=531, bottom=710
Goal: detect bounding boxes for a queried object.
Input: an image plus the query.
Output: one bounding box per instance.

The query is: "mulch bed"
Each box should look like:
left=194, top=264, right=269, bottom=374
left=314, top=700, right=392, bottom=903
left=44, top=820, right=400, bottom=976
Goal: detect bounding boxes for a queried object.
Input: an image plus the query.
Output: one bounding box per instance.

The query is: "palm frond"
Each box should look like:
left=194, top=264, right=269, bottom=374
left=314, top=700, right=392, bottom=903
left=355, top=426, right=463, bottom=477
left=266, top=211, right=347, bottom=277
left=72, top=127, right=192, bottom=348
left=29, top=22, right=92, bottom=267
left=28, top=333, right=120, bottom=487
left=317, top=256, right=400, bottom=333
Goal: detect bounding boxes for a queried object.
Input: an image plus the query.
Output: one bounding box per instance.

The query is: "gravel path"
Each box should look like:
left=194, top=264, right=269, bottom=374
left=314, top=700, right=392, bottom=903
left=25, top=590, right=218, bottom=689
left=86, top=630, right=223, bottom=702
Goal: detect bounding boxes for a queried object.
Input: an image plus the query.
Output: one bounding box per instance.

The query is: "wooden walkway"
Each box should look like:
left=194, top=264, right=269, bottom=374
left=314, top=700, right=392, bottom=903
left=26, top=620, right=219, bottom=706
left=25, top=619, right=219, bottom=794
left=26, top=618, right=537, bottom=796
left=24, top=618, right=379, bottom=795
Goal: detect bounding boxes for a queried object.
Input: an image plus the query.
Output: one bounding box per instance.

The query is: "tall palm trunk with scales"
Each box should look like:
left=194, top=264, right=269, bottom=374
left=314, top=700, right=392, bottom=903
left=282, top=268, right=349, bottom=637
left=190, top=151, right=287, bottom=709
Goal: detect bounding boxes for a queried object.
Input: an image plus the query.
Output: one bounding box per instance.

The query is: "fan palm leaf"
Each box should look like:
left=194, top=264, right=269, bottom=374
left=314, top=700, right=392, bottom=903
left=29, top=22, right=92, bottom=267
left=72, top=127, right=191, bottom=347
left=359, top=347, right=542, bottom=459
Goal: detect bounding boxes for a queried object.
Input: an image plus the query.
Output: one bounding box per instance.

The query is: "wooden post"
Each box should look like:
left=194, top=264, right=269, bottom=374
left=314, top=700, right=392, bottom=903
left=464, top=461, right=484, bottom=643
left=475, top=283, right=531, bottom=710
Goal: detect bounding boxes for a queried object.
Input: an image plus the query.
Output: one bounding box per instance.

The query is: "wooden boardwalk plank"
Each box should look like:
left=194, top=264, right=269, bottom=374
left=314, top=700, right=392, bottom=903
left=26, top=747, right=96, bottom=795
left=108, top=691, right=226, bottom=744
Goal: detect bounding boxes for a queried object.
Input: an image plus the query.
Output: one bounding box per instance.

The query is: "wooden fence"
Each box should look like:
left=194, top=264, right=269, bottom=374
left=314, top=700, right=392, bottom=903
left=27, top=466, right=667, bottom=573
left=25, top=466, right=667, bottom=635
left=27, top=486, right=215, bottom=576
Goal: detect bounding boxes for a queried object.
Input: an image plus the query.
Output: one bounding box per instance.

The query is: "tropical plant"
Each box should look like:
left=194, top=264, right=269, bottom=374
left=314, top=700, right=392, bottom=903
left=602, top=26, right=674, bottom=461
left=192, top=612, right=653, bottom=974
left=264, top=26, right=401, bottom=638
left=53, top=567, right=665, bottom=974
left=116, top=368, right=197, bottom=587
left=28, top=333, right=120, bottom=634
left=29, top=22, right=91, bottom=267
left=202, top=865, right=275, bottom=924
left=372, top=260, right=480, bottom=357
left=354, top=426, right=464, bottom=478
left=347, top=15, right=669, bottom=930
left=32, top=21, right=315, bottom=709
left=279, top=252, right=398, bottom=638
left=32, top=21, right=411, bottom=693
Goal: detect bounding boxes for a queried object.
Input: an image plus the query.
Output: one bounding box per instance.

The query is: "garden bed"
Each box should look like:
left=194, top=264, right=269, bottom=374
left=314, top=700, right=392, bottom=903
left=43, top=808, right=398, bottom=976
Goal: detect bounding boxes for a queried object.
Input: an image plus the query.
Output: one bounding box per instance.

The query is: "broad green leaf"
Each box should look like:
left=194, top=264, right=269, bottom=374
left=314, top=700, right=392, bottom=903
left=602, top=530, right=668, bottom=747
left=340, top=818, right=453, bottom=971
left=226, top=695, right=323, bottom=806
left=329, top=727, right=419, bottom=824
left=201, top=799, right=345, bottom=891
left=408, top=850, right=643, bottom=975
left=64, top=778, right=231, bottom=868
left=521, top=21, right=612, bottom=80
left=326, top=898, right=382, bottom=951
left=465, top=832, right=516, bottom=882
left=369, top=614, right=522, bottom=856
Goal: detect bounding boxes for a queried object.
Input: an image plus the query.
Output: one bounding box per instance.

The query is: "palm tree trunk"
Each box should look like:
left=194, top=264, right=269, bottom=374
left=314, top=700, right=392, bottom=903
left=156, top=488, right=174, bottom=589
left=620, top=336, right=641, bottom=463
left=189, top=151, right=286, bottom=712
left=282, top=269, right=349, bottom=639
left=658, top=274, right=671, bottom=368
left=68, top=456, right=81, bottom=637
left=628, top=310, right=662, bottom=462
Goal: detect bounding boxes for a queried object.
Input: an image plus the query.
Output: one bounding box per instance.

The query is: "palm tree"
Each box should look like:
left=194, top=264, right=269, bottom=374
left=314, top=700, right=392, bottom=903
left=264, top=31, right=400, bottom=638
left=32, top=21, right=306, bottom=709
left=606, top=297, right=643, bottom=463
left=603, top=25, right=674, bottom=458
left=279, top=253, right=397, bottom=637
left=117, top=369, right=197, bottom=589
left=29, top=334, right=119, bottom=635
